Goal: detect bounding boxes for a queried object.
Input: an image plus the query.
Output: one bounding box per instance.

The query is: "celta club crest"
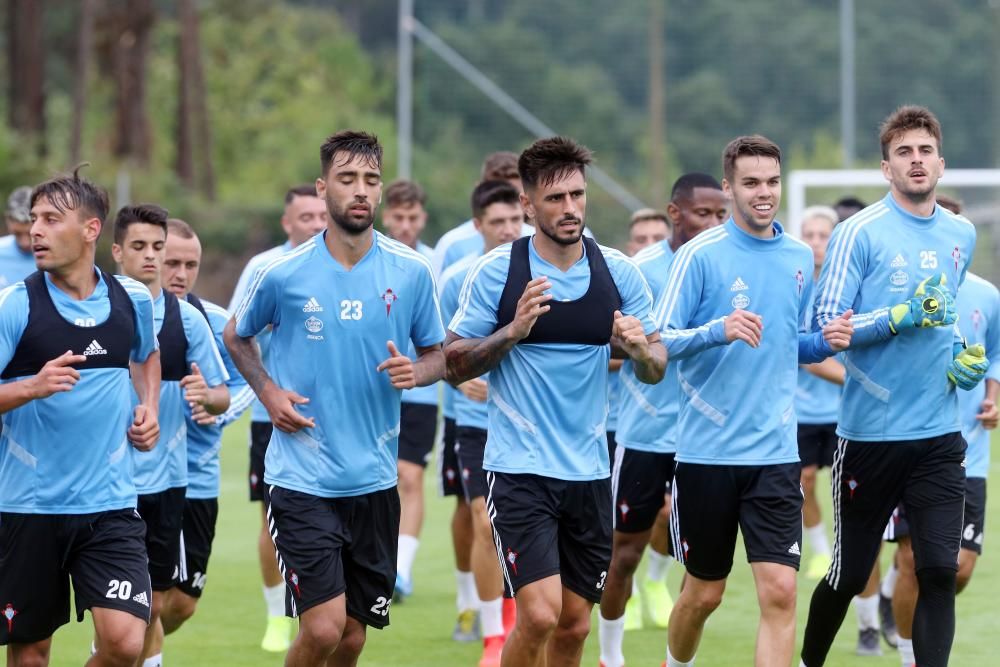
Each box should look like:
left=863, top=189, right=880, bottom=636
left=2, top=604, right=17, bottom=632
left=953, top=246, right=961, bottom=271
left=618, top=500, right=630, bottom=523
left=381, top=288, right=398, bottom=316
left=846, top=476, right=859, bottom=500
left=972, top=309, right=983, bottom=332
left=289, top=571, right=301, bottom=597
left=506, top=548, right=519, bottom=575
left=795, top=269, right=804, bottom=296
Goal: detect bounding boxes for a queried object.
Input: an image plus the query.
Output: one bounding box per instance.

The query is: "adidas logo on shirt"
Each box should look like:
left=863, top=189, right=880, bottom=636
left=132, top=591, right=150, bottom=607
left=302, top=297, right=324, bottom=313
left=787, top=542, right=800, bottom=556
left=730, top=277, right=749, bottom=291
left=890, top=254, right=908, bottom=268
left=83, top=339, right=107, bottom=356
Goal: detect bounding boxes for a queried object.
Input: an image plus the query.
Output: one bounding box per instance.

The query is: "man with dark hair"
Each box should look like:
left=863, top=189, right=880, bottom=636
left=598, top=173, right=727, bottom=667
left=112, top=204, right=230, bottom=667
left=800, top=106, right=983, bottom=667
left=225, top=129, right=444, bottom=667
left=158, top=218, right=249, bottom=641
left=0, top=169, right=161, bottom=667
left=833, top=196, right=867, bottom=222
left=446, top=136, right=665, bottom=667
left=0, top=186, right=36, bottom=288
left=225, top=182, right=328, bottom=652
left=657, top=136, right=852, bottom=667
left=439, top=179, right=524, bottom=667
left=379, top=178, right=438, bottom=602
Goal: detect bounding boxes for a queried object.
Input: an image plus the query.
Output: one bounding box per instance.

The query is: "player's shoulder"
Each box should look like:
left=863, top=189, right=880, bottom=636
left=0, top=235, right=16, bottom=254
left=0, top=281, right=27, bottom=310
left=781, top=227, right=814, bottom=259
left=671, top=224, right=730, bottom=264
left=253, top=237, right=318, bottom=282
left=436, top=219, right=478, bottom=248
left=964, top=272, right=1000, bottom=298
left=597, top=243, right=645, bottom=279
left=198, top=298, right=230, bottom=319
left=439, top=252, right=479, bottom=292
left=177, top=297, right=209, bottom=321
left=113, top=274, right=154, bottom=303
left=938, top=206, right=977, bottom=239
left=468, top=242, right=512, bottom=281
left=376, top=232, right=435, bottom=277
left=834, top=200, right=892, bottom=240
left=633, top=239, right=672, bottom=267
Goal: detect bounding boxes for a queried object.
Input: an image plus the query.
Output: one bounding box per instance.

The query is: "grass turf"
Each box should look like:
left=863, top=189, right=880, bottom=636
left=48, top=419, right=998, bottom=666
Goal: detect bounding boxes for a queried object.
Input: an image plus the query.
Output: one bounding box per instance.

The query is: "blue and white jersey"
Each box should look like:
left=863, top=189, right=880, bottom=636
left=449, top=237, right=656, bottom=480
left=617, top=240, right=679, bottom=454
left=0, top=235, right=36, bottom=289
left=235, top=231, right=445, bottom=498
left=186, top=299, right=247, bottom=499
left=955, top=273, right=1000, bottom=479
left=814, top=193, right=977, bottom=442
left=402, top=240, right=440, bottom=407
left=132, top=293, right=228, bottom=495
left=606, top=370, right=621, bottom=433
left=656, top=219, right=825, bottom=465
left=440, top=252, right=488, bottom=431
left=0, top=271, right=158, bottom=513
left=796, top=299, right=841, bottom=425
left=432, top=219, right=481, bottom=278
left=228, top=241, right=293, bottom=423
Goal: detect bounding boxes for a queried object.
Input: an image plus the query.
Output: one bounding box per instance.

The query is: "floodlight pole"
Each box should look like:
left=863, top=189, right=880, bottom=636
left=840, top=0, right=856, bottom=168
left=397, top=0, right=414, bottom=179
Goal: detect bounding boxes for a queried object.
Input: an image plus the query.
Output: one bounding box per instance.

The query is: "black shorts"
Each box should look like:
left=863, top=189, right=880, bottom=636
left=137, top=487, right=186, bottom=591
left=267, top=485, right=400, bottom=628
left=486, top=471, right=612, bottom=604
left=670, top=462, right=802, bottom=581
left=798, top=423, right=837, bottom=469
left=826, top=433, right=966, bottom=593
left=176, top=498, right=219, bottom=598
left=611, top=447, right=675, bottom=534
left=398, top=403, right=438, bottom=467
left=606, top=431, right=617, bottom=465
left=249, top=421, right=273, bottom=502
left=0, top=509, right=151, bottom=645
left=438, top=417, right=462, bottom=497
left=456, top=426, right=488, bottom=501
left=884, top=477, right=987, bottom=556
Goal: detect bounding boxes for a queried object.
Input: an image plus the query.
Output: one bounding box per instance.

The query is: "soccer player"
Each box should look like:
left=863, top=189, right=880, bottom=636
left=380, top=179, right=438, bottom=601
left=0, top=169, right=160, bottom=667
left=446, top=136, right=665, bottom=667
left=225, top=130, right=445, bottom=667
left=598, top=174, right=727, bottom=667
left=0, top=186, right=37, bottom=288
left=226, top=184, right=327, bottom=652
left=657, top=136, right=853, bottom=667
left=833, top=196, right=867, bottom=223
left=626, top=208, right=671, bottom=257
left=112, top=204, right=230, bottom=667
left=439, top=179, right=524, bottom=667
left=800, top=106, right=984, bottom=667
left=158, top=218, right=249, bottom=637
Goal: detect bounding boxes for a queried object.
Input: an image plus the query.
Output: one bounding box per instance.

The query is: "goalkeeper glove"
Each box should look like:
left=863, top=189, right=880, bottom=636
left=947, top=341, right=989, bottom=390
left=888, top=273, right=956, bottom=334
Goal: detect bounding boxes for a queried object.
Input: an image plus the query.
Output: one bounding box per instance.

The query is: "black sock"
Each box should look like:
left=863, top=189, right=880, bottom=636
left=800, top=579, right=855, bottom=666
left=913, top=566, right=957, bottom=667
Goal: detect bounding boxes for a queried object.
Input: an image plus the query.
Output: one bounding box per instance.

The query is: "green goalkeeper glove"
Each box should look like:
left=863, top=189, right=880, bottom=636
left=888, top=273, right=956, bottom=334
left=948, top=341, right=989, bottom=391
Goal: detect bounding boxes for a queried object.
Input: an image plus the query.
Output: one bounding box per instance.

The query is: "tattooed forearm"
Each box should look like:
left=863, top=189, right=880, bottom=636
left=223, top=318, right=273, bottom=395
left=444, top=329, right=518, bottom=385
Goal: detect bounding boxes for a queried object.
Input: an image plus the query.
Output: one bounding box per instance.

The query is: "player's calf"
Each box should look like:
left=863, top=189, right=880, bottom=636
left=161, top=590, right=197, bottom=634
left=7, top=640, right=52, bottom=667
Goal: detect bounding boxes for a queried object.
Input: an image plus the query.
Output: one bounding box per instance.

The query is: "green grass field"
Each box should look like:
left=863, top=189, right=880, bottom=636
left=48, top=420, right=999, bottom=666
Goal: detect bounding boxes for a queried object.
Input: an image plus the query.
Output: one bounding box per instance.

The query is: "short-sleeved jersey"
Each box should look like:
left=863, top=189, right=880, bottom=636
left=402, top=240, right=440, bottom=407
left=234, top=231, right=445, bottom=498
left=440, top=252, right=488, bottom=430
left=186, top=298, right=247, bottom=499
left=228, top=241, right=293, bottom=422
left=796, top=299, right=841, bottom=425
left=656, top=219, right=817, bottom=465
left=0, top=270, right=158, bottom=513
left=606, top=370, right=621, bottom=433
left=449, top=236, right=655, bottom=481
left=616, top=240, right=679, bottom=454
left=131, top=293, right=228, bottom=495
left=955, top=273, right=1000, bottom=479
left=814, top=194, right=977, bottom=442
left=0, top=235, right=36, bottom=289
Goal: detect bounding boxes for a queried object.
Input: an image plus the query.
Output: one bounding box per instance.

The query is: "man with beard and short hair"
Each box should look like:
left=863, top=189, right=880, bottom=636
left=225, top=130, right=445, bottom=667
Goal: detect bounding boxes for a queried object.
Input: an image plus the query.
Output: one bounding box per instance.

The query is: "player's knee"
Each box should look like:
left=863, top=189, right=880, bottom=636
left=610, top=539, right=644, bottom=576
left=8, top=643, right=51, bottom=667
left=684, top=584, right=724, bottom=616
left=97, top=631, right=144, bottom=667
left=335, top=623, right=366, bottom=659
left=167, top=594, right=198, bottom=626
left=916, top=566, right=956, bottom=601
left=299, top=613, right=346, bottom=653
left=757, top=573, right=796, bottom=612
left=800, top=465, right=818, bottom=490
left=552, top=611, right=591, bottom=646
left=518, top=602, right=560, bottom=641
left=956, top=554, right=976, bottom=593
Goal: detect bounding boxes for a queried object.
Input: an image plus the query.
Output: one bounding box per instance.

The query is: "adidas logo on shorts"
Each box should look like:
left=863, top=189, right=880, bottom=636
left=787, top=542, right=800, bottom=556
left=132, top=591, right=150, bottom=607
left=83, top=339, right=107, bottom=356
left=730, top=277, right=749, bottom=291
left=302, top=297, right=324, bottom=313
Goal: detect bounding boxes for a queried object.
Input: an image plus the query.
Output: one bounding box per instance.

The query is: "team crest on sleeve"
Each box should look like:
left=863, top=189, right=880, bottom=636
left=381, top=288, right=398, bottom=316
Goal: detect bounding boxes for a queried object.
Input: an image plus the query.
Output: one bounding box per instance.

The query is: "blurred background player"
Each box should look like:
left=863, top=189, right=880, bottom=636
left=599, top=173, right=726, bottom=667
left=380, top=178, right=438, bottom=601
left=439, top=179, right=524, bottom=667
left=159, top=218, right=249, bottom=639
left=112, top=204, right=230, bottom=667
left=833, top=196, right=867, bottom=223
left=226, top=184, right=327, bottom=652
left=0, top=186, right=36, bottom=288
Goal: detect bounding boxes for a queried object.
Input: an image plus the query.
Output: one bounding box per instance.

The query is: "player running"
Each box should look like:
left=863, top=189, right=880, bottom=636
left=446, top=136, right=665, bottom=667
left=0, top=169, right=161, bottom=667
left=225, top=130, right=444, bottom=667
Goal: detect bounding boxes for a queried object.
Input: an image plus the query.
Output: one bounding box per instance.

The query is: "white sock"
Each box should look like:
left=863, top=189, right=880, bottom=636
left=854, top=593, right=879, bottom=630
left=881, top=563, right=899, bottom=598
left=480, top=597, right=504, bottom=638
left=666, top=648, right=695, bottom=666
left=143, top=655, right=162, bottom=667
left=646, top=548, right=673, bottom=582
left=397, top=534, right=419, bottom=582
left=897, top=637, right=914, bottom=666
left=805, top=523, right=831, bottom=557
left=263, top=583, right=285, bottom=618
left=90, top=641, right=97, bottom=656
left=598, top=614, right=626, bottom=667
left=456, top=570, right=477, bottom=612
